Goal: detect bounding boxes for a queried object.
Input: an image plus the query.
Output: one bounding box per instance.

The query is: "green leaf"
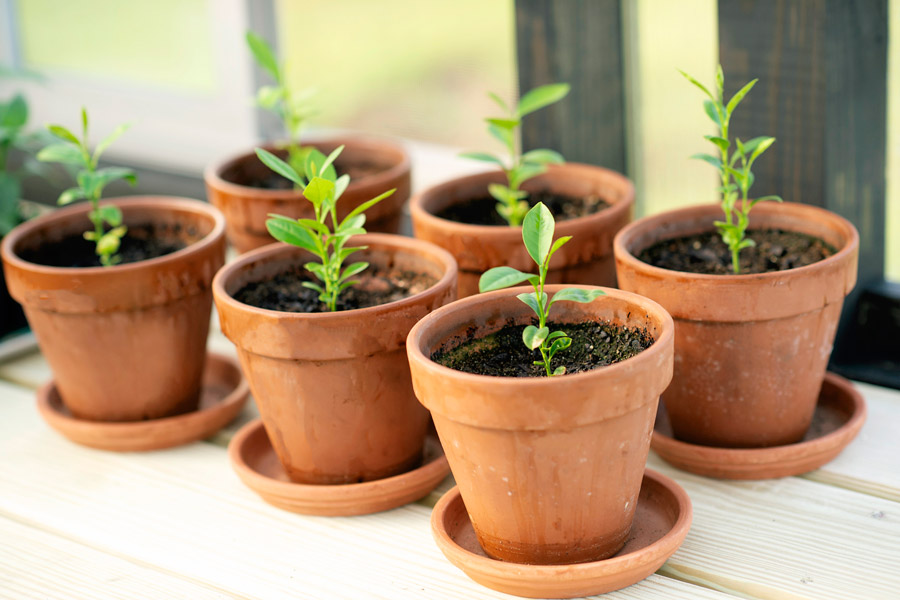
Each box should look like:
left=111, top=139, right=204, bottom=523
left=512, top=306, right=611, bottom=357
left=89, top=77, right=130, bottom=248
left=750, top=195, right=783, bottom=207
left=334, top=174, right=350, bottom=200
left=92, top=123, right=130, bottom=162
left=296, top=218, right=330, bottom=236
left=726, top=78, right=757, bottom=115
left=96, top=204, right=123, bottom=227
left=94, top=167, right=137, bottom=189
left=715, top=64, right=725, bottom=97
left=704, top=135, right=729, bottom=153
left=57, top=187, right=86, bottom=206
left=479, top=266, right=533, bottom=292
left=516, top=291, right=547, bottom=316
left=690, top=153, right=722, bottom=169
left=339, top=227, right=366, bottom=238
left=488, top=183, right=514, bottom=203
left=340, top=261, right=368, bottom=281
left=255, top=148, right=303, bottom=185
left=548, top=336, right=572, bottom=357
left=48, top=125, right=79, bottom=145
left=246, top=31, right=281, bottom=81
left=508, top=163, right=546, bottom=189
left=487, top=91, right=510, bottom=113
left=338, top=213, right=365, bottom=233
left=521, top=149, right=564, bottom=165
left=548, top=287, right=605, bottom=308
left=486, top=117, right=519, bottom=130
left=522, top=202, right=554, bottom=266
left=301, top=281, right=324, bottom=293
left=552, top=365, right=566, bottom=376
left=265, top=216, right=319, bottom=253
left=95, top=226, right=126, bottom=257
left=546, top=235, right=572, bottom=263
left=703, top=99, right=721, bottom=125
left=488, top=122, right=513, bottom=149
left=749, top=137, right=775, bottom=162
left=740, top=136, right=768, bottom=155
left=341, top=188, right=394, bottom=225
left=459, top=151, right=504, bottom=167
left=319, top=145, right=344, bottom=176
left=522, top=325, right=549, bottom=350
left=678, top=69, right=715, bottom=100
left=81, top=107, right=89, bottom=139
left=0, top=94, right=27, bottom=128
left=37, top=143, right=85, bottom=166
left=304, top=148, right=337, bottom=182
left=517, top=83, right=570, bottom=118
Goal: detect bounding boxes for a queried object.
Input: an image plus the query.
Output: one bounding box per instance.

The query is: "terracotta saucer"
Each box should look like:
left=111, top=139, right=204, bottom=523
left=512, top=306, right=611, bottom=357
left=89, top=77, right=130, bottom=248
left=36, top=352, right=250, bottom=452
left=652, top=372, right=867, bottom=480
left=229, top=419, right=451, bottom=516
left=431, top=469, right=692, bottom=599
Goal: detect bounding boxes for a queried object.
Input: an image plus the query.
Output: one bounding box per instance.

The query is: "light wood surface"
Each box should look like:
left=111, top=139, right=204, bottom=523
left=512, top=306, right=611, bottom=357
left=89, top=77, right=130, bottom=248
left=1, top=146, right=897, bottom=599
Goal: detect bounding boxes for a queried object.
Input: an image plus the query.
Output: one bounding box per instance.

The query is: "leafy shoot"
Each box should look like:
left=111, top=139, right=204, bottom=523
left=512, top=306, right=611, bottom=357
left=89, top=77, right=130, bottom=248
left=37, top=108, right=136, bottom=266
left=478, top=202, right=604, bottom=376
left=461, top=83, right=570, bottom=226
left=680, top=65, right=782, bottom=273
left=257, top=146, right=395, bottom=312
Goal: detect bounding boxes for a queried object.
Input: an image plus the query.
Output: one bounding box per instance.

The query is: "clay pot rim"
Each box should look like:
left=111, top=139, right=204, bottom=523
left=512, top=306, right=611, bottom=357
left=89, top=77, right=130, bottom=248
left=407, top=284, right=674, bottom=388
left=431, top=469, right=692, bottom=580
left=613, top=201, right=859, bottom=283
left=212, top=232, right=458, bottom=322
left=409, top=163, right=635, bottom=237
left=203, top=136, right=411, bottom=200
left=0, top=196, right=226, bottom=277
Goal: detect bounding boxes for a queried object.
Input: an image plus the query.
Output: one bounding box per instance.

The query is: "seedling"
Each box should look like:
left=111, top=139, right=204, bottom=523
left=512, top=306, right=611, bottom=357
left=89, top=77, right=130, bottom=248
left=0, top=93, right=29, bottom=235
left=256, top=146, right=394, bottom=312
left=681, top=65, right=782, bottom=273
left=479, top=203, right=604, bottom=376
left=37, top=108, right=136, bottom=266
left=461, top=83, right=570, bottom=226
left=246, top=31, right=318, bottom=176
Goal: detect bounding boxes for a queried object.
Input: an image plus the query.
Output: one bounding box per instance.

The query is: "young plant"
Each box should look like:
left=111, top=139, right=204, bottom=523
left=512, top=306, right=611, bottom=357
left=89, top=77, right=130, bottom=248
left=246, top=31, right=318, bottom=176
left=461, top=83, right=570, bottom=227
left=680, top=65, right=782, bottom=274
left=0, top=93, right=29, bottom=236
left=478, top=202, right=604, bottom=376
left=37, top=108, right=136, bottom=267
left=256, top=145, right=394, bottom=312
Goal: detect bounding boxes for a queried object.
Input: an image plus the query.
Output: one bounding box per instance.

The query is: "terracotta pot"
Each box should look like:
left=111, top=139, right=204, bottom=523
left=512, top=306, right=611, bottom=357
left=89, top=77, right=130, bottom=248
left=213, top=234, right=457, bottom=484
left=407, top=285, right=674, bottom=564
left=410, top=163, right=634, bottom=298
left=614, top=202, right=859, bottom=448
left=1, top=197, right=226, bottom=421
left=205, top=137, right=411, bottom=253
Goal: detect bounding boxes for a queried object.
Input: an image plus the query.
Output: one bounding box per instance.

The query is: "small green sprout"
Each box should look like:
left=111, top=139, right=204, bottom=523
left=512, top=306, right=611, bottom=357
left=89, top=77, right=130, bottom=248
left=246, top=31, right=318, bottom=176
left=256, top=146, right=395, bottom=312
left=37, top=108, right=136, bottom=267
left=680, top=65, right=783, bottom=274
left=461, top=83, right=570, bottom=227
left=479, top=202, right=604, bottom=376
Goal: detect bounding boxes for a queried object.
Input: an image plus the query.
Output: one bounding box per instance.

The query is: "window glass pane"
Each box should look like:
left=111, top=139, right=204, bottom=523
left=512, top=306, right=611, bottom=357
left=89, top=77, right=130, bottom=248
left=275, top=0, right=516, bottom=149
left=16, top=0, right=216, bottom=94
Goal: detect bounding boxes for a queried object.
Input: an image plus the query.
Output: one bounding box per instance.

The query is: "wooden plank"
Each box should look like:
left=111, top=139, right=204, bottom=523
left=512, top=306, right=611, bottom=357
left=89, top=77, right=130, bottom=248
left=0, top=391, right=731, bottom=600
left=646, top=453, right=900, bottom=600
left=515, top=0, right=627, bottom=171
left=0, top=514, right=232, bottom=600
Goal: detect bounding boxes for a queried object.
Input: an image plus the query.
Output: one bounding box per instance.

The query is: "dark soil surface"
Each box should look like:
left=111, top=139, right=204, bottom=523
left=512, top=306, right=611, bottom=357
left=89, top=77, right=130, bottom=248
left=637, top=229, right=835, bottom=275
left=20, top=223, right=189, bottom=268
left=435, top=190, right=611, bottom=226
left=230, top=158, right=386, bottom=190
left=433, top=320, right=654, bottom=377
left=234, top=263, right=437, bottom=313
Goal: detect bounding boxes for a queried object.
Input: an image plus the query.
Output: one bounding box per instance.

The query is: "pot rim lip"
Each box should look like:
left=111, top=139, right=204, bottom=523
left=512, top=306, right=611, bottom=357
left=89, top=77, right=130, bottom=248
left=409, top=163, right=635, bottom=238
left=203, top=135, right=412, bottom=200
left=0, top=196, right=226, bottom=276
left=613, top=201, right=860, bottom=282
left=212, top=232, right=458, bottom=322
left=407, top=283, right=674, bottom=387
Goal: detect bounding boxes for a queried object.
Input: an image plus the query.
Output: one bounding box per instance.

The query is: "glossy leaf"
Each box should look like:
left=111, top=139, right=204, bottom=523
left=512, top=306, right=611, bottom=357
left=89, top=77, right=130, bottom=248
left=548, top=287, right=605, bottom=308
left=37, top=143, right=85, bottom=166
left=517, top=83, right=570, bottom=118
left=48, top=124, right=79, bottom=145
left=459, top=151, right=504, bottom=167
left=522, top=202, right=554, bottom=266
left=340, top=262, right=368, bottom=282
left=703, top=100, right=721, bottom=125
left=690, top=153, right=722, bottom=169
left=679, top=69, right=714, bottom=100
left=57, top=187, right=86, bottom=206
left=522, top=325, right=549, bottom=350
left=96, top=204, right=123, bottom=227
left=255, top=148, right=303, bottom=185
left=334, top=174, right=350, bottom=200
left=341, top=188, right=394, bottom=225
left=726, top=78, right=757, bottom=115
left=521, top=148, right=564, bottom=165
left=552, top=365, right=567, bottom=376
left=545, top=235, right=571, bottom=263
left=265, top=217, right=319, bottom=253
left=303, top=148, right=336, bottom=182
left=479, top=266, right=533, bottom=292
left=517, top=291, right=547, bottom=316
left=0, top=94, right=27, bottom=128
left=246, top=31, right=280, bottom=81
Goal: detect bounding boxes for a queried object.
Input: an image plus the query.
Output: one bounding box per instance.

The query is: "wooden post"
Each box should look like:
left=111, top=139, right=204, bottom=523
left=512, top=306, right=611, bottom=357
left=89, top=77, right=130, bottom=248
left=718, top=0, right=888, bottom=365
left=515, top=0, right=627, bottom=172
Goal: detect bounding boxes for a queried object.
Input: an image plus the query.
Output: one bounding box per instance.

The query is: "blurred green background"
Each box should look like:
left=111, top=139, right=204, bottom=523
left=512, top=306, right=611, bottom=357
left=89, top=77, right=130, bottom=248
left=5, top=0, right=897, bottom=280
